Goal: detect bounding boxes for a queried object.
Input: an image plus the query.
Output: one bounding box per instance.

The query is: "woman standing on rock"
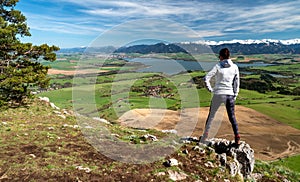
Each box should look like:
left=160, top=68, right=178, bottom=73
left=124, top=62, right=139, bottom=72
left=200, top=48, right=240, bottom=145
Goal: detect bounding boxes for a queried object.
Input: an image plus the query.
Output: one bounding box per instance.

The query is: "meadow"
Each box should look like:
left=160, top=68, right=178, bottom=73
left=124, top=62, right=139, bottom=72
left=37, top=53, right=300, bottom=172
left=40, top=53, right=300, bottom=123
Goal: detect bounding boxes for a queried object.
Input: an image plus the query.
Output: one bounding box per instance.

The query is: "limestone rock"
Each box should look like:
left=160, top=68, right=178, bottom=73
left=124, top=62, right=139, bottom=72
left=217, top=153, right=227, bottom=166
left=39, top=96, right=50, bottom=103
left=92, top=117, right=111, bottom=124
left=168, top=170, right=187, bottom=181
left=204, top=161, right=214, bottom=168
left=207, top=138, right=255, bottom=178
left=142, top=134, right=158, bottom=141
left=161, top=129, right=177, bottom=134
left=179, top=136, right=198, bottom=144
left=164, top=158, right=179, bottom=167
left=50, top=102, right=60, bottom=110
left=193, top=145, right=206, bottom=154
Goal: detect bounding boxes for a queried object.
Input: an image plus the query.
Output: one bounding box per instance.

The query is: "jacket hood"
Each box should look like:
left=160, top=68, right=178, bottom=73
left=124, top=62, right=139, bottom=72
left=219, top=59, right=232, bottom=68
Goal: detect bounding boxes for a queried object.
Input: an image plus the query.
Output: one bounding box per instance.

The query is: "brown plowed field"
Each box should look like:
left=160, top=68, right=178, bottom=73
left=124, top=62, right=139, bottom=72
left=118, top=106, right=300, bottom=161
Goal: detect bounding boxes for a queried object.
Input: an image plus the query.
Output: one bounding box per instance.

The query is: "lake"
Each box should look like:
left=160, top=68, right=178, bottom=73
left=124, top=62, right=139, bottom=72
left=125, top=57, right=275, bottom=75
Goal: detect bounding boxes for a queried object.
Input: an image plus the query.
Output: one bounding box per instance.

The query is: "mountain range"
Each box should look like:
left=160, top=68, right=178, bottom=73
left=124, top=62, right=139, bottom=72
left=58, top=39, right=300, bottom=55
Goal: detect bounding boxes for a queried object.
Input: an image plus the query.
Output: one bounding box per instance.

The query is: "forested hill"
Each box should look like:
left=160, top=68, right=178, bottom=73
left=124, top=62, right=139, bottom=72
left=115, top=42, right=300, bottom=54
left=58, top=42, right=300, bottom=55
left=115, top=43, right=188, bottom=54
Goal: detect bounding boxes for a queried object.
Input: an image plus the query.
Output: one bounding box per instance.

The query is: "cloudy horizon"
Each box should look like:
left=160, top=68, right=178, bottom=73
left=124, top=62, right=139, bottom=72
left=16, top=0, right=300, bottom=48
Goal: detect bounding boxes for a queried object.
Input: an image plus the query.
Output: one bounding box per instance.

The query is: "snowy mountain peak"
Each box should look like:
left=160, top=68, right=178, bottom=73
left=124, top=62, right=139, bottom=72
left=186, top=39, right=300, bottom=45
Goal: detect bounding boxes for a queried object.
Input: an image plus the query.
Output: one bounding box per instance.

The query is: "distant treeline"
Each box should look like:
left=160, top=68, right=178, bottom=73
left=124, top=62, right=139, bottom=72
left=192, top=73, right=300, bottom=96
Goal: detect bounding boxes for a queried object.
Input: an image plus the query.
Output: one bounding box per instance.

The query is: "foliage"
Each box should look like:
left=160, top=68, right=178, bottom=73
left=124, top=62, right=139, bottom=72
left=240, top=74, right=277, bottom=93
left=292, top=86, right=300, bottom=95
left=0, top=0, right=59, bottom=106
left=254, top=160, right=300, bottom=181
left=240, top=78, right=267, bottom=93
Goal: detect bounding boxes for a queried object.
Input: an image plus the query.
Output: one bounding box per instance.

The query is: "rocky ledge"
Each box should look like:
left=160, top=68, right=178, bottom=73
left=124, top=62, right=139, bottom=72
left=181, top=137, right=255, bottom=179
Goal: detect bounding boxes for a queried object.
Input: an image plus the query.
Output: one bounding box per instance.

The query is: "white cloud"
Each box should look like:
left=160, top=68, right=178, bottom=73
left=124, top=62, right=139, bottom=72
left=89, top=19, right=205, bottom=47
left=25, top=13, right=105, bottom=35
left=220, top=1, right=300, bottom=33
left=79, top=1, right=195, bottom=18
left=19, top=0, right=300, bottom=47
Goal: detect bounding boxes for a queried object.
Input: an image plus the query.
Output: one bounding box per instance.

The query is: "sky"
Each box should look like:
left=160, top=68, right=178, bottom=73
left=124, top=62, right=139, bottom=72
left=16, top=0, right=300, bottom=48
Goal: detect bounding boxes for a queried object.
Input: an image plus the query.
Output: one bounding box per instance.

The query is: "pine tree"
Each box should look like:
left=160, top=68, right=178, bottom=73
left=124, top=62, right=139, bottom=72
left=0, top=0, right=59, bottom=106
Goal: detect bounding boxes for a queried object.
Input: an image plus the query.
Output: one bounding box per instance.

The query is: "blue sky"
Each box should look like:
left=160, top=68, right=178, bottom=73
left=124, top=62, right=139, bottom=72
left=16, top=0, right=300, bottom=48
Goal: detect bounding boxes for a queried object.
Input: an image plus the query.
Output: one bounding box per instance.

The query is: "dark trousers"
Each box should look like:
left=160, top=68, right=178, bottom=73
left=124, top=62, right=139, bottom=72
left=201, top=94, right=239, bottom=142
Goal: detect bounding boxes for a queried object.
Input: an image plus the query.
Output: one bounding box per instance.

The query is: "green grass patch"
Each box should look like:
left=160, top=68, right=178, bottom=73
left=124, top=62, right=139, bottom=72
left=272, top=155, right=300, bottom=173
left=39, top=87, right=73, bottom=109
left=42, top=60, right=77, bottom=70
left=242, top=74, right=261, bottom=79
left=247, top=102, right=300, bottom=129
left=230, top=89, right=300, bottom=129
left=252, top=63, right=300, bottom=74
left=254, top=160, right=300, bottom=181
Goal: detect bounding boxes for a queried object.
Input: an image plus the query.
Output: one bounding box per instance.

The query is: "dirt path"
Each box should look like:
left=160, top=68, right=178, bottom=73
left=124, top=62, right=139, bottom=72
left=118, top=106, right=300, bottom=161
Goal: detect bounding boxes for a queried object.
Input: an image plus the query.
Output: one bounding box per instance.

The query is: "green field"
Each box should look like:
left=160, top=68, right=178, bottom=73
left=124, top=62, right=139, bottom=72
left=38, top=79, right=300, bottom=172
left=233, top=54, right=300, bottom=63
left=39, top=54, right=300, bottom=126
left=39, top=72, right=300, bottom=126
left=247, top=101, right=300, bottom=129
left=272, top=155, right=300, bottom=173
left=42, top=59, right=77, bottom=70
left=253, top=64, right=300, bottom=75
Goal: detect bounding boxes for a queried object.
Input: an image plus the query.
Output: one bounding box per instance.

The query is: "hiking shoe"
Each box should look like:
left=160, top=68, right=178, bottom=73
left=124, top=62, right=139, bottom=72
left=198, top=135, right=208, bottom=144
left=235, top=134, right=240, bottom=145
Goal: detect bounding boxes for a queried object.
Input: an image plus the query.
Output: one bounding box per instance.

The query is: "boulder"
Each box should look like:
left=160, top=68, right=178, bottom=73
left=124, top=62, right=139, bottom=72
left=38, top=96, right=50, bottom=103
left=164, top=158, right=179, bottom=167
left=50, top=102, right=60, bottom=110
left=168, top=170, right=188, bottom=181
left=180, top=137, right=255, bottom=178
left=207, top=138, right=255, bottom=178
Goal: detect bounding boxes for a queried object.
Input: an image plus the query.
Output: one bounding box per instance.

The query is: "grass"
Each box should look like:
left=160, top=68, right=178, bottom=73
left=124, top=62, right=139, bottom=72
left=272, top=155, right=300, bottom=173
left=233, top=89, right=300, bottom=129
left=39, top=72, right=300, bottom=129
left=39, top=87, right=73, bottom=109
left=47, top=75, right=299, bottom=174
left=0, top=100, right=163, bottom=180
left=254, top=160, right=300, bottom=181
left=237, top=89, right=298, bottom=105
left=251, top=63, right=300, bottom=74
left=234, top=54, right=300, bottom=63
left=42, top=60, right=77, bottom=70
left=0, top=101, right=87, bottom=180
left=37, top=56, right=300, bottom=174
left=0, top=99, right=254, bottom=181
left=3, top=53, right=300, bottom=180
left=41, top=72, right=203, bottom=120
left=246, top=101, right=300, bottom=130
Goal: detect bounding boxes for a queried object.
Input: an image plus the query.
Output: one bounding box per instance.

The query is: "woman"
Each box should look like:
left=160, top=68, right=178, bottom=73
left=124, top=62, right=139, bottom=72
left=200, top=48, right=240, bottom=145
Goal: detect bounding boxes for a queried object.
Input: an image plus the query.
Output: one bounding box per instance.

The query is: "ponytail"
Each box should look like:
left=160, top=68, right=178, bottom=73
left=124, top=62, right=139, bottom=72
left=219, top=48, right=230, bottom=59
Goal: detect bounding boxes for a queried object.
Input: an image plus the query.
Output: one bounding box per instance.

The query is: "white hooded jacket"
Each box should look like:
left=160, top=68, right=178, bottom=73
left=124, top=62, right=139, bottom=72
left=204, top=59, right=240, bottom=97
